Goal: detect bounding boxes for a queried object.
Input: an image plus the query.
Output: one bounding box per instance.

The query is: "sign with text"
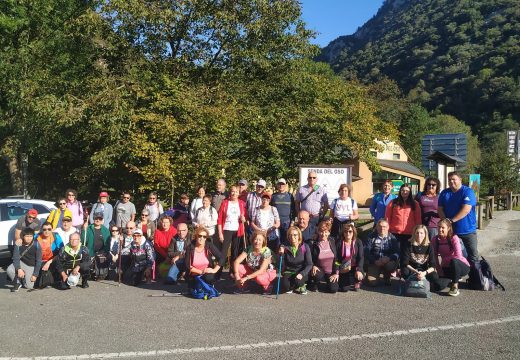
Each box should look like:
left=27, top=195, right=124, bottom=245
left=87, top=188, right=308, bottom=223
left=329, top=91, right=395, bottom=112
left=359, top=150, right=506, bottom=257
left=298, top=165, right=352, bottom=205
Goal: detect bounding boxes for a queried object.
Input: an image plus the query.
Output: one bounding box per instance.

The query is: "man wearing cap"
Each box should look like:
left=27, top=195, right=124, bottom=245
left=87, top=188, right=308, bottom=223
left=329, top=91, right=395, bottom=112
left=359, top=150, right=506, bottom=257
left=47, top=198, right=73, bottom=230
left=55, top=232, right=91, bottom=289
left=129, top=229, right=154, bottom=286
left=14, top=209, right=41, bottom=244
left=270, top=178, right=295, bottom=245
left=246, top=179, right=267, bottom=236
left=54, top=215, right=78, bottom=246
left=238, top=179, right=249, bottom=203
left=82, top=212, right=110, bottom=279
left=211, top=178, right=228, bottom=212
left=295, top=171, right=328, bottom=238
left=89, top=191, right=113, bottom=229
left=113, top=191, right=136, bottom=229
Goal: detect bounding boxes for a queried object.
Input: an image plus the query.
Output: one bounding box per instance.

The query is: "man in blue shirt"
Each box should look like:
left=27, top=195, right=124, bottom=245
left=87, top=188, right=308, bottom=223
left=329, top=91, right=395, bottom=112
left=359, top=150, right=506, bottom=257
left=438, top=171, right=478, bottom=265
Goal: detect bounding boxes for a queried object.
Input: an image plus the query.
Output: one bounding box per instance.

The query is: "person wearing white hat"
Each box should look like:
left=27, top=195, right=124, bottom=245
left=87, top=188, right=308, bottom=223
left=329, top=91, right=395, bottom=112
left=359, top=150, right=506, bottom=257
left=55, top=232, right=91, bottom=289
left=129, top=229, right=155, bottom=286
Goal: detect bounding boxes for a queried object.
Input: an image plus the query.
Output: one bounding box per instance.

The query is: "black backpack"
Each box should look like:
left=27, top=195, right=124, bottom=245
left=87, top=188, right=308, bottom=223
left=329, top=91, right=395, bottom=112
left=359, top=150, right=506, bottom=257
left=467, top=256, right=505, bottom=291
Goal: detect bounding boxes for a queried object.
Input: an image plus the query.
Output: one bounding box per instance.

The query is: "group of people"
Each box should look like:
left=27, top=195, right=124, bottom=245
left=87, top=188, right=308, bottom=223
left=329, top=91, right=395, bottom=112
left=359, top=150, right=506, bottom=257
left=7, top=170, right=479, bottom=298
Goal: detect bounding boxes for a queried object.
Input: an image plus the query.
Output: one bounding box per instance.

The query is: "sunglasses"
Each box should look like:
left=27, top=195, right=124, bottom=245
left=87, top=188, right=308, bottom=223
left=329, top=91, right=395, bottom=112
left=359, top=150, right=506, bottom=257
left=111, top=229, right=119, bottom=232
left=59, top=202, right=66, bottom=205
left=344, top=230, right=354, bottom=233
left=27, top=216, right=36, bottom=220
left=42, top=228, right=52, bottom=231
left=141, top=214, right=149, bottom=217
left=308, top=176, right=316, bottom=179
left=94, top=217, right=103, bottom=220
left=197, top=235, right=207, bottom=239
left=427, top=183, right=437, bottom=187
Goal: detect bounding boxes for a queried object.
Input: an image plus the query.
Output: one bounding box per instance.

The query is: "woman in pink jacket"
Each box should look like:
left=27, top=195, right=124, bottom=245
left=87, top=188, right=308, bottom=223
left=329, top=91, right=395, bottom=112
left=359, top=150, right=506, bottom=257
left=385, top=183, right=421, bottom=254
left=431, top=219, right=470, bottom=297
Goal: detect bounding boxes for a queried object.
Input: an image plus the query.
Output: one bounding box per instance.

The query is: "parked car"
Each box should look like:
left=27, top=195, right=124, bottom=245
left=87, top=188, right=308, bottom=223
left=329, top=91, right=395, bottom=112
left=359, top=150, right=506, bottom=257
left=0, top=198, right=56, bottom=268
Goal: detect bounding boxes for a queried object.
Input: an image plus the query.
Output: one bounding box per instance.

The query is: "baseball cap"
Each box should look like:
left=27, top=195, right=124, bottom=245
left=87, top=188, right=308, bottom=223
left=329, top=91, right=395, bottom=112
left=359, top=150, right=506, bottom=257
left=99, top=191, right=109, bottom=197
left=261, top=193, right=271, bottom=200
left=133, top=229, right=143, bottom=236
left=277, top=178, right=287, bottom=185
left=93, top=212, right=104, bottom=219
left=238, top=179, right=248, bottom=186
left=27, top=209, right=38, bottom=217
left=257, top=179, right=266, bottom=187
left=63, top=215, right=72, bottom=221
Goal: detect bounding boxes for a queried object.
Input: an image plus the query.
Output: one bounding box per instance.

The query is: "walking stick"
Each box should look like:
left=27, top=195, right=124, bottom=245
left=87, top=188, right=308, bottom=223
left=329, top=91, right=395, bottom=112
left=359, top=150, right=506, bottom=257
left=276, top=254, right=283, bottom=299
left=117, top=234, right=123, bottom=286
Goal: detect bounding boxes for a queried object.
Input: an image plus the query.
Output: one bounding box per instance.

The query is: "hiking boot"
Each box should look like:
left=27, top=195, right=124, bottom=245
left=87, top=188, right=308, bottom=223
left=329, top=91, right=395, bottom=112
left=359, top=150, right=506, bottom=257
left=297, top=285, right=308, bottom=295
left=448, top=286, right=460, bottom=297
left=81, top=278, right=89, bottom=289
left=58, top=281, right=70, bottom=290
left=11, top=281, right=21, bottom=293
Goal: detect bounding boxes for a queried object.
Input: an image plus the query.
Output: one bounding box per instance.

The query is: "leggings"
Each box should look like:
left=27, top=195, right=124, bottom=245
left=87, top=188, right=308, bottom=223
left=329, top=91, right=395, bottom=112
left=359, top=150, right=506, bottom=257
left=442, top=258, right=470, bottom=284
left=308, top=270, right=339, bottom=293
left=281, top=272, right=308, bottom=292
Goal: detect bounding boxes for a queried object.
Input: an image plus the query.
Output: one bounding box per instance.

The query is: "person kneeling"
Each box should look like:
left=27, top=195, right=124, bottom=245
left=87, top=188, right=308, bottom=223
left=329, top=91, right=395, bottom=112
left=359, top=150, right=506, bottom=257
left=233, top=231, right=277, bottom=294
left=55, top=232, right=90, bottom=289
left=279, top=226, right=312, bottom=295
left=7, top=228, right=42, bottom=292
left=129, top=229, right=155, bottom=286
left=184, top=227, right=222, bottom=291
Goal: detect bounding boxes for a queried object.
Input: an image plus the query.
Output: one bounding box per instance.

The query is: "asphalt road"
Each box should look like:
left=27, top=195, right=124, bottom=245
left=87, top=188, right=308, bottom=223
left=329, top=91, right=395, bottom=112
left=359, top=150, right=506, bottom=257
left=1, top=211, right=519, bottom=360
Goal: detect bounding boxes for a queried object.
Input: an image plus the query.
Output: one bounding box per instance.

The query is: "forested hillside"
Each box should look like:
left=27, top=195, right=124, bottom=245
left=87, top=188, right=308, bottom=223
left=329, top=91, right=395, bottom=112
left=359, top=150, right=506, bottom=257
left=319, top=0, right=520, bottom=139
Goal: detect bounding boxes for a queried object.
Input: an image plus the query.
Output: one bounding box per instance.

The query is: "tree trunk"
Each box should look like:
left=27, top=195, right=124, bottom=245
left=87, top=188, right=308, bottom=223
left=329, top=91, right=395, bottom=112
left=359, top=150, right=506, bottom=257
left=2, top=155, right=23, bottom=195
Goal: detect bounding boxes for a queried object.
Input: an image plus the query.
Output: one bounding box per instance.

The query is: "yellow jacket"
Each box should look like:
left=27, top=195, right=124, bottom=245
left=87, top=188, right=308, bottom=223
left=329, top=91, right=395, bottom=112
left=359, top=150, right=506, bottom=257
left=46, top=208, right=73, bottom=229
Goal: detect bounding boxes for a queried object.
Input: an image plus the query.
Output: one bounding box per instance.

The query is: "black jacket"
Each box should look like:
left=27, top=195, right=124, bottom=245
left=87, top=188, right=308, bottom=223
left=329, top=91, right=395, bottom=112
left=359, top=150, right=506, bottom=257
left=334, top=239, right=364, bottom=273
left=183, top=241, right=223, bottom=281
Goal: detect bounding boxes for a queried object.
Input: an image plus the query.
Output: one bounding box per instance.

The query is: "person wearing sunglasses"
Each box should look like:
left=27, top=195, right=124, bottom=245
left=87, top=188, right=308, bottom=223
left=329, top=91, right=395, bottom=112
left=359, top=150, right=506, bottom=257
left=35, top=221, right=64, bottom=288
left=65, top=188, right=84, bottom=231
left=129, top=229, right=155, bottom=286
left=54, top=215, right=78, bottom=246
left=184, top=227, right=222, bottom=290
left=333, top=223, right=364, bottom=292
left=143, top=191, right=163, bottom=223
left=136, top=210, right=156, bottom=242
left=417, top=177, right=442, bottom=239
left=295, top=171, right=328, bottom=239
left=14, top=208, right=41, bottom=245
left=113, top=191, right=136, bottom=230
left=47, top=197, right=73, bottom=230
left=82, top=213, right=111, bottom=280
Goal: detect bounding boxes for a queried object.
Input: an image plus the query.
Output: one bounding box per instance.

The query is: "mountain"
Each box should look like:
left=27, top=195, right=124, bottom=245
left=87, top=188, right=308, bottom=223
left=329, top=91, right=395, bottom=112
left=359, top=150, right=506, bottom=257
left=318, top=0, right=520, bottom=136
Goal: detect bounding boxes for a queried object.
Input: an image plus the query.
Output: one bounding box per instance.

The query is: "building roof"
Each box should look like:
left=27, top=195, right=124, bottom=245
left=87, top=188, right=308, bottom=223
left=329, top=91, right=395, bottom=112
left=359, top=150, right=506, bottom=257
left=377, top=159, right=424, bottom=177
left=426, top=151, right=466, bottom=165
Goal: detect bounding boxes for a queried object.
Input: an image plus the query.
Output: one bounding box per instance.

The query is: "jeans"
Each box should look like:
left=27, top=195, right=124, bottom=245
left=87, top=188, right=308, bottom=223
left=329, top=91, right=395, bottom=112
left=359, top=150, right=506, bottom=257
left=279, top=218, right=291, bottom=246
left=458, top=232, right=479, bottom=265
left=7, top=262, right=36, bottom=289
left=167, top=259, right=186, bottom=282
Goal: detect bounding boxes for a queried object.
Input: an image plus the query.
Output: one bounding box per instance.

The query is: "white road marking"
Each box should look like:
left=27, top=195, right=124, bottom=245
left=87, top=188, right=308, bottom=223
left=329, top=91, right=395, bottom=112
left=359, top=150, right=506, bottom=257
left=2, top=315, right=520, bottom=360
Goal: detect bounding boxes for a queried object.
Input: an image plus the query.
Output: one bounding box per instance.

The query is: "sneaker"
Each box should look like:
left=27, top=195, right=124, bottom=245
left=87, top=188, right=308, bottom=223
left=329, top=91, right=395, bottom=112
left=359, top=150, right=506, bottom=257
left=11, top=282, right=21, bottom=292
left=285, top=290, right=293, bottom=294
left=233, top=287, right=250, bottom=294
left=297, top=285, right=308, bottom=295
left=448, top=286, right=460, bottom=297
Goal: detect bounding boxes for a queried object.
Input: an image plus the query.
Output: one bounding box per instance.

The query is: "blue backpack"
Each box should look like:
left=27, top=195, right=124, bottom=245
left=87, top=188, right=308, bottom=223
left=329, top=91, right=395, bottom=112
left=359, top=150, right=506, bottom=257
left=191, top=275, right=220, bottom=300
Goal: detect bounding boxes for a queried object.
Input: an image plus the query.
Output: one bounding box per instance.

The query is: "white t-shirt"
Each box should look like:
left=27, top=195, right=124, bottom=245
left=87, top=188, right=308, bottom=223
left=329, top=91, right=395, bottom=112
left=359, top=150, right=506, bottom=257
left=223, top=201, right=240, bottom=231
left=333, top=197, right=358, bottom=221
left=54, top=228, right=78, bottom=246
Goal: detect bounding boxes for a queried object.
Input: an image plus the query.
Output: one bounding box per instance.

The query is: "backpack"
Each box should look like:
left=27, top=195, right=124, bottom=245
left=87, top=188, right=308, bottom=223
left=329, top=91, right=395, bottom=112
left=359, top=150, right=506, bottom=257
left=401, top=274, right=432, bottom=299
left=191, top=275, right=220, bottom=300
left=93, top=252, right=109, bottom=280
left=467, top=256, right=505, bottom=291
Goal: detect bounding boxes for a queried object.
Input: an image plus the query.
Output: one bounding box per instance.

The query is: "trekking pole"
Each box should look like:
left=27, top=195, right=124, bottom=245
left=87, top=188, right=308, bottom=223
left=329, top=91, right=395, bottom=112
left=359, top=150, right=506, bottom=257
left=276, top=254, right=283, bottom=299
left=117, top=235, right=123, bottom=286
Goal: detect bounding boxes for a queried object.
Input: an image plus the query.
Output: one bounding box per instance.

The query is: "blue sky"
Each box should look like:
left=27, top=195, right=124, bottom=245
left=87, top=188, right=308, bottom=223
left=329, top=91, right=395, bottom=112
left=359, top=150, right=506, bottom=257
left=300, top=0, right=385, bottom=47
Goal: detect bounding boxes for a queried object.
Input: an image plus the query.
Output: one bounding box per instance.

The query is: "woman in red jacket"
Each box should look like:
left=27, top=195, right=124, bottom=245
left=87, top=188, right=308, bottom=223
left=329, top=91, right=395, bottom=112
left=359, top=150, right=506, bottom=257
left=217, top=185, right=247, bottom=277
left=385, top=183, right=421, bottom=255
left=153, top=216, right=177, bottom=268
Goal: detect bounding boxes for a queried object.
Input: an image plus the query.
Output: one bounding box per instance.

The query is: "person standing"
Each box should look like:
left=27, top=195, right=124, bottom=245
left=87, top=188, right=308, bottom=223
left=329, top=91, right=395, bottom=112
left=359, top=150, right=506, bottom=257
left=211, top=178, right=228, bottom=212
left=438, top=171, right=479, bottom=266
left=370, top=180, right=396, bottom=225
left=329, top=184, right=359, bottom=238
left=89, top=191, right=113, bottom=229
left=65, top=189, right=84, bottom=231
left=295, top=171, right=328, bottom=238
left=46, top=198, right=73, bottom=230
left=143, top=191, right=164, bottom=223
left=270, top=178, right=295, bottom=246
left=193, top=195, right=218, bottom=240
left=237, top=179, right=249, bottom=203
left=136, top=209, right=156, bottom=242
left=417, top=177, right=442, bottom=239
left=246, top=179, right=267, bottom=236
left=190, top=186, right=206, bottom=222
left=113, top=191, right=136, bottom=229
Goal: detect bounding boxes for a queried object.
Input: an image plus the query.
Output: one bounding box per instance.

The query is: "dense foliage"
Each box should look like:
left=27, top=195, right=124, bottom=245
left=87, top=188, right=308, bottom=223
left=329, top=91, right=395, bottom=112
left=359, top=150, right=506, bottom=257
left=0, top=0, right=397, bottom=202
left=320, top=0, right=520, bottom=138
